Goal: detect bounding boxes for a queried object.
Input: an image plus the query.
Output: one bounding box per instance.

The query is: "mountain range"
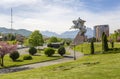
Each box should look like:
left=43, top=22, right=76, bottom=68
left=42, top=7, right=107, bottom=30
left=41, top=27, right=93, bottom=38
left=0, top=27, right=31, bottom=37
left=0, top=27, right=93, bottom=38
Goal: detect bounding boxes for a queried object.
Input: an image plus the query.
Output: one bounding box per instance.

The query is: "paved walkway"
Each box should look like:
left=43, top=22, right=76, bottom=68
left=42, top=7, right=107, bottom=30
left=17, top=48, right=29, bottom=55
left=0, top=47, right=84, bottom=74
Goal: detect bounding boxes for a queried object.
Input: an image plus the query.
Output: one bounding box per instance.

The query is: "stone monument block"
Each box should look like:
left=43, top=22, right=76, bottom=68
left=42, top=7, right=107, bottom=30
left=73, top=32, right=86, bottom=45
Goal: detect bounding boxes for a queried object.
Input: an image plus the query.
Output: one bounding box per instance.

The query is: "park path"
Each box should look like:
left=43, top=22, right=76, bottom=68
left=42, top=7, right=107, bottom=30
left=0, top=47, right=84, bottom=74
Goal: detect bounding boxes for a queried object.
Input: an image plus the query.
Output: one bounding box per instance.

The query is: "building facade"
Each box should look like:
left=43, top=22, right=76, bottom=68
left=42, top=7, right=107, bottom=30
left=117, top=29, right=120, bottom=33
left=94, top=25, right=109, bottom=41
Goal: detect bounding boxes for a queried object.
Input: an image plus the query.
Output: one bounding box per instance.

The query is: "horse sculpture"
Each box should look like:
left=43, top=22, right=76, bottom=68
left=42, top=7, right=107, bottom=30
left=71, top=17, right=87, bottom=36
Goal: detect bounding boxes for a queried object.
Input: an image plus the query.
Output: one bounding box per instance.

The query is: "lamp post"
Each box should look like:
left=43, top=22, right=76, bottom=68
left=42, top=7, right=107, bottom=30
left=70, top=17, right=87, bottom=60
left=73, top=44, right=76, bottom=60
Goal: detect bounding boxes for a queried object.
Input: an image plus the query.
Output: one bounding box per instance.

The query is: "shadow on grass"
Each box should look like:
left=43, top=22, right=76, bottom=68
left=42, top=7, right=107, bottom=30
left=103, top=48, right=120, bottom=54
left=64, top=56, right=73, bottom=58
left=84, top=51, right=102, bottom=56
left=84, top=48, right=120, bottom=55
left=53, top=65, right=75, bottom=71
left=0, top=66, right=32, bottom=74
left=14, top=60, right=23, bottom=62
left=33, top=54, right=41, bottom=56
left=50, top=56, right=61, bottom=57
left=83, top=62, right=100, bottom=66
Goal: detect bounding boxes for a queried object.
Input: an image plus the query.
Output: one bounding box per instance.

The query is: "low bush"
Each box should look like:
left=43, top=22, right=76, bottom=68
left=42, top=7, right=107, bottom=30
left=29, top=47, right=37, bottom=55
left=90, top=40, right=94, bottom=54
left=23, top=55, right=32, bottom=60
left=58, top=46, right=66, bottom=56
left=9, top=51, right=20, bottom=61
left=44, top=48, right=55, bottom=57
left=66, top=42, right=70, bottom=46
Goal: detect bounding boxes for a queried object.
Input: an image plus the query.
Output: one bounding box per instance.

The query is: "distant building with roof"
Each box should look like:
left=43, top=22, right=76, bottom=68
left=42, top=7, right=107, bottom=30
left=117, top=29, right=120, bottom=33
left=94, top=25, right=109, bottom=41
left=16, top=34, right=25, bottom=43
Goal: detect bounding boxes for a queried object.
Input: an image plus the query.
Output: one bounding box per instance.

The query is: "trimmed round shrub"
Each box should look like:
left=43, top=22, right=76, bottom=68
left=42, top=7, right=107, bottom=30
left=23, top=55, right=32, bottom=60
left=29, top=47, right=37, bottom=55
left=58, top=46, right=66, bottom=56
left=44, top=48, right=55, bottom=57
left=9, top=51, right=20, bottom=61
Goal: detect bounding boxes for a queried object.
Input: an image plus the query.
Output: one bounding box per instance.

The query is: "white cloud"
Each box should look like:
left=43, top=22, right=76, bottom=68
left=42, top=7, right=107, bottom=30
left=0, top=14, right=10, bottom=28
left=0, top=0, right=39, bottom=8
left=0, top=0, right=120, bottom=34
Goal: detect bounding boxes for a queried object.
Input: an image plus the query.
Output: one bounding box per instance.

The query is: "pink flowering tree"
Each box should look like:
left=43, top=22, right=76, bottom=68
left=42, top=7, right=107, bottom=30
left=0, top=42, right=17, bottom=66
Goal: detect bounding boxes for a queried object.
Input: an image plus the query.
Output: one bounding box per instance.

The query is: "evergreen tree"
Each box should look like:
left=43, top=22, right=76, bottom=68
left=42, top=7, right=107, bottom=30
left=111, top=41, right=114, bottom=49
left=114, top=31, right=119, bottom=42
left=102, top=32, right=108, bottom=52
left=104, top=34, right=108, bottom=51
left=90, top=39, right=94, bottom=54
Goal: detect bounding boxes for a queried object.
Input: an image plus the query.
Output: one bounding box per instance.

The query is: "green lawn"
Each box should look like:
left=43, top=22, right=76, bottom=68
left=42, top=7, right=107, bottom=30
left=0, top=47, right=71, bottom=68
left=1, top=51, right=120, bottom=79
left=0, top=54, right=62, bottom=68
left=0, top=43, right=120, bottom=79
left=75, top=42, right=120, bottom=54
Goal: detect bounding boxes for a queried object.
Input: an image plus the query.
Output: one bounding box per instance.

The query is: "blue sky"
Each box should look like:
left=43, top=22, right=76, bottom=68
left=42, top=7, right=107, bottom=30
left=0, top=0, right=120, bottom=33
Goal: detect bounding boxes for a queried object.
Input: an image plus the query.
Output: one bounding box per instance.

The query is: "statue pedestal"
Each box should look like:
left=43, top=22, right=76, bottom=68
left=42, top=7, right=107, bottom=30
left=73, top=32, right=87, bottom=45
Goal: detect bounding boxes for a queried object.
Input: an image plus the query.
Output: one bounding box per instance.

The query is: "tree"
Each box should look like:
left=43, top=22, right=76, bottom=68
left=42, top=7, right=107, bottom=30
left=114, top=31, right=119, bottom=42
left=102, top=32, right=108, bottom=52
left=90, top=39, right=94, bottom=54
left=109, top=31, right=120, bottom=42
left=7, top=33, right=16, bottom=41
left=49, top=36, right=58, bottom=43
left=2, top=33, right=16, bottom=41
left=0, top=42, right=17, bottom=66
left=28, top=30, right=44, bottom=47
left=29, top=47, right=37, bottom=55
left=104, top=33, right=108, bottom=51
left=110, top=39, right=114, bottom=49
left=9, top=51, right=20, bottom=61
left=111, top=41, right=114, bottom=48
left=65, top=39, right=71, bottom=46
left=58, top=46, right=66, bottom=56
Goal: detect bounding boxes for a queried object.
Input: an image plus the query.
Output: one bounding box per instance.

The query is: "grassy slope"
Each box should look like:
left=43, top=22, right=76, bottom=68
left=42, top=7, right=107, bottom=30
left=0, top=43, right=120, bottom=79
left=1, top=51, right=120, bottom=79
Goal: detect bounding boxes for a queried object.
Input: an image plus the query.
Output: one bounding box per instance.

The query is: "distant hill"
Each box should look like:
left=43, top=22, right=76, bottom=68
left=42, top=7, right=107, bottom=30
left=14, top=29, right=32, bottom=37
left=41, top=31, right=59, bottom=37
left=0, top=27, right=32, bottom=37
left=0, top=27, right=93, bottom=38
left=85, top=27, right=94, bottom=38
